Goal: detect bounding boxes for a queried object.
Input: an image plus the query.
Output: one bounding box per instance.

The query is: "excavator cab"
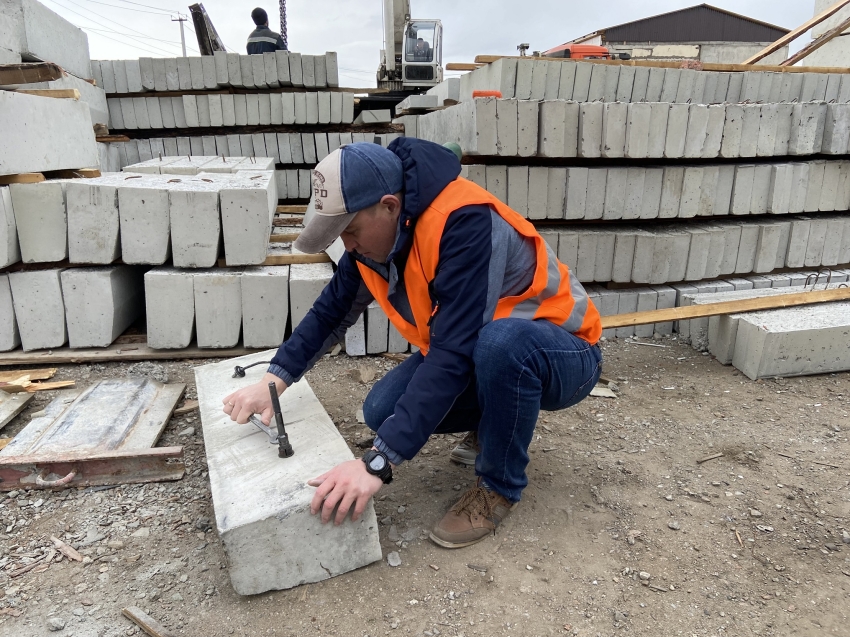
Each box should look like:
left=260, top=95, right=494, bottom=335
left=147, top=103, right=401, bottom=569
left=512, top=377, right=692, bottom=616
left=402, top=20, right=442, bottom=86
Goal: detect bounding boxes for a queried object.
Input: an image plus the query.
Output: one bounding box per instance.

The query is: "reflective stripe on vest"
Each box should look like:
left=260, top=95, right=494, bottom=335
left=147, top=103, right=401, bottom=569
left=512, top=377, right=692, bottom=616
left=357, top=178, right=602, bottom=354
left=247, top=36, right=279, bottom=44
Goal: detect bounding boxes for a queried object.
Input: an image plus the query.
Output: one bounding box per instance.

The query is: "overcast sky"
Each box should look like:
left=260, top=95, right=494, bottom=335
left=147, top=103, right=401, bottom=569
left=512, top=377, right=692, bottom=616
left=43, top=0, right=814, bottom=87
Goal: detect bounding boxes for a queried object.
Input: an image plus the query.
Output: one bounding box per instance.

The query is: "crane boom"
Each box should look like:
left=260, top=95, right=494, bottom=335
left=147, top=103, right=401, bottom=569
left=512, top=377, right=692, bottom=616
left=383, top=0, right=410, bottom=74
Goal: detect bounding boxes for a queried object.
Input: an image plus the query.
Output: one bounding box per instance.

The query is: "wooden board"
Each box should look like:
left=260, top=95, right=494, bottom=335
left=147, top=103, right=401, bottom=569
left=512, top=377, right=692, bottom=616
left=0, top=168, right=100, bottom=186
left=0, top=390, right=34, bottom=432
left=95, top=135, right=131, bottom=143
left=0, top=62, right=63, bottom=85
left=0, top=173, right=45, bottom=185
left=473, top=54, right=850, bottom=75
left=122, top=607, right=176, bottom=637
left=276, top=205, right=307, bottom=213
left=217, top=253, right=330, bottom=267
left=0, top=368, right=57, bottom=383
left=600, top=287, right=850, bottom=329
left=446, top=63, right=484, bottom=71
left=269, top=233, right=300, bottom=243
left=0, top=342, right=261, bottom=367
left=47, top=168, right=100, bottom=179
left=14, top=88, right=80, bottom=100
left=781, top=14, right=850, bottom=66
left=743, top=0, right=850, bottom=64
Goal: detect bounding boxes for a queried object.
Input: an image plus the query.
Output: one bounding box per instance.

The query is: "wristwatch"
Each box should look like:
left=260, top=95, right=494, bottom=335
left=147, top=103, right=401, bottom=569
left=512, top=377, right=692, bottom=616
left=361, top=449, right=393, bottom=484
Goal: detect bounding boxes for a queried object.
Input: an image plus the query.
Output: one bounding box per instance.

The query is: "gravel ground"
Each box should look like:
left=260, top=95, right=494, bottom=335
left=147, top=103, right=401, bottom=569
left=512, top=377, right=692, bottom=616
left=0, top=336, right=848, bottom=636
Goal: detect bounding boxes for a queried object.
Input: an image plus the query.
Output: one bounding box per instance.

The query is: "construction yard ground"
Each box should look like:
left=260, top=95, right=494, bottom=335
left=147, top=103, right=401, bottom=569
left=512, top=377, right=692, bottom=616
left=0, top=336, right=848, bottom=637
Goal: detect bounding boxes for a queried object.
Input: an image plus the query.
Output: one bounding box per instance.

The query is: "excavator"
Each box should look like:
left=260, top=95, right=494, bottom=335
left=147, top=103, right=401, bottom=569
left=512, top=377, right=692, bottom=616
left=376, top=0, right=444, bottom=92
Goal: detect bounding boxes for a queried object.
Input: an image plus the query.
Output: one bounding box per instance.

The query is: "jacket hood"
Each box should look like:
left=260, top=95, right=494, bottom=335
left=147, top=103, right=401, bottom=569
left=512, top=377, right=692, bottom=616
left=390, top=137, right=461, bottom=221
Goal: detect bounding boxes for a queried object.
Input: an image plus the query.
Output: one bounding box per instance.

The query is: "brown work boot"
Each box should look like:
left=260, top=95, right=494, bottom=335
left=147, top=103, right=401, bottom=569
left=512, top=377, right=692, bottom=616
left=429, top=482, right=517, bottom=549
left=449, top=431, right=479, bottom=466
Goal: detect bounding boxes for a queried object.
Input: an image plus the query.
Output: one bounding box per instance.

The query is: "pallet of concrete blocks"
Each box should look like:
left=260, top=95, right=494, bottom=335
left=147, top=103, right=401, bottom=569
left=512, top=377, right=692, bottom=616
left=458, top=58, right=850, bottom=105
left=548, top=215, right=850, bottom=286
left=0, top=265, right=146, bottom=352
left=106, top=90, right=353, bottom=130
left=124, top=155, right=275, bottom=175
left=93, top=52, right=339, bottom=94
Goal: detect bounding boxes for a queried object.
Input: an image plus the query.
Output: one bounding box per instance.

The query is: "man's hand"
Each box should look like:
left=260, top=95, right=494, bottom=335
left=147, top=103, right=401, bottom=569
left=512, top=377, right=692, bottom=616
left=222, top=372, right=288, bottom=425
left=308, top=459, right=383, bottom=525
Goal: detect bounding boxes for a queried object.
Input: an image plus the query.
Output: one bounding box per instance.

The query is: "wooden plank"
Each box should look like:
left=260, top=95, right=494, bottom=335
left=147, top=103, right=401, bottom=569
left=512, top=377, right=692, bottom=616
left=0, top=173, right=45, bottom=185
left=219, top=253, right=331, bottom=267
left=601, top=288, right=850, bottom=329
left=14, top=88, right=80, bottom=100
left=122, top=606, right=176, bottom=637
left=174, top=399, right=199, bottom=415
left=446, top=63, right=484, bottom=71
left=0, top=379, right=75, bottom=393
left=0, top=390, right=34, bottom=431
left=276, top=205, right=307, bottom=213
left=0, top=342, right=260, bottom=367
left=0, top=62, right=63, bottom=85
left=473, top=54, right=850, bottom=75
left=272, top=218, right=303, bottom=227
left=0, top=446, right=185, bottom=491
left=743, top=0, right=850, bottom=64
left=781, top=14, right=850, bottom=66
left=95, top=135, right=131, bottom=143
left=0, top=368, right=57, bottom=383
left=269, top=233, right=300, bottom=243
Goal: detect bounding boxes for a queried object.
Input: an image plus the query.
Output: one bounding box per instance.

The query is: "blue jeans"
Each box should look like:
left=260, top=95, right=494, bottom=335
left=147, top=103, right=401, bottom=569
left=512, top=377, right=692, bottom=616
left=362, top=319, right=603, bottom=502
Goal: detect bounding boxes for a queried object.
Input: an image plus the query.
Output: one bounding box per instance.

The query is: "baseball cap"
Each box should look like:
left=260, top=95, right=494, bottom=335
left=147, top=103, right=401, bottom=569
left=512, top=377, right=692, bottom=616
left=294, top=143, right=404, bottom=254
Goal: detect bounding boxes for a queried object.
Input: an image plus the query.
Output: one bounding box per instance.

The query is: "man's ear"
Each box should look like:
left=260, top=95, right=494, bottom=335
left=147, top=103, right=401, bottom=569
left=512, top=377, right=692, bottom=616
left=381, top=194, right=402, bottom=218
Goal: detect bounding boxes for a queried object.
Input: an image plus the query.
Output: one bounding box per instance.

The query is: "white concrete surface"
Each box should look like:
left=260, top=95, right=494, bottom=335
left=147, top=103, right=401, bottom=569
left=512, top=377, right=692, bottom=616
left=9, top=181, right=67, bottom=263
left=144, top=267, right=195, bottom=349
left=117, top=178, right=171, bottom=265
left=0, top=186, right=19, bottom=268
left=194, top=270, right=242, bottom=348
left=194, top=352, right=382, bottom=595
left=0, top=274, right=20, bottom=351
left=60, top=266, right=143, bottom=348
left=8, top=268, right=66, bottom=351
left=219, top=172, right=276, bottom=266
left=241, top=266, right=289, bottom=348
left=289, top=263, right=333, bottom=329
left=169, top=178, right=221, bottom=269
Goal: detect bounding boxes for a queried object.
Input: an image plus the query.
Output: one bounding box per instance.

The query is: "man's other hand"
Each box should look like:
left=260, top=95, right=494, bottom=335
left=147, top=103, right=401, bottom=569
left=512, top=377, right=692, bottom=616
left=308, top=460, right=383, bottom=525
left=222, top=372, right=287, bottom=425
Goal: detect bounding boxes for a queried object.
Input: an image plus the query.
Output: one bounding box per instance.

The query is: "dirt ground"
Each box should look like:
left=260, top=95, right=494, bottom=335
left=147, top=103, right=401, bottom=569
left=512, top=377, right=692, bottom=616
left=0, top=336, right=848, bottom=637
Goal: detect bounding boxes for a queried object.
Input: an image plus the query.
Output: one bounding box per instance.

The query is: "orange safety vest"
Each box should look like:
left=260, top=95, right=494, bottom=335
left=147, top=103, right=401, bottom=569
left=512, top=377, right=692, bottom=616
left=357, top=177, right=602, bottom=354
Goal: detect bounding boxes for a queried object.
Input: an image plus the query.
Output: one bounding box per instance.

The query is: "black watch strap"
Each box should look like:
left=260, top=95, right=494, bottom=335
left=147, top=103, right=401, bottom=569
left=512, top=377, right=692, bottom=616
left=362, top=449, right=393, bottom=484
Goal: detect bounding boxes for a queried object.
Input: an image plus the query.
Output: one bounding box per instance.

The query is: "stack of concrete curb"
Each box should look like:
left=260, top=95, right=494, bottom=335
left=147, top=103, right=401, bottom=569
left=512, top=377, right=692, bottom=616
left=459, top=58, right=850, bottom=105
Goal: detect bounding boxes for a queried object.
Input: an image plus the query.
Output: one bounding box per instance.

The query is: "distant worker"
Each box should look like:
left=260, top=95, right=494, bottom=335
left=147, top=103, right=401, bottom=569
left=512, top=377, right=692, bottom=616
left=413, top=37, right=431, bottom=61
left=246, top=7, right=286, bottom=54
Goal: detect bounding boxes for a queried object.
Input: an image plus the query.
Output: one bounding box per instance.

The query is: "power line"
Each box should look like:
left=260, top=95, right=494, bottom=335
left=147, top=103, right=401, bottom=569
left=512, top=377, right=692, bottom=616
left=83, top=26, right=193, bottom=47
left=85, top=25, right=175, bottom=56
left=74, top=0, right=172, bottom=15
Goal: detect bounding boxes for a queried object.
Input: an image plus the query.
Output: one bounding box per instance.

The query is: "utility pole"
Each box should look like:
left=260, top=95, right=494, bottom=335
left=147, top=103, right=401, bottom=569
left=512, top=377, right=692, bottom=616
left=279, top=0, right=288, bottom=49
left=172, top=14, right=188, bottom=57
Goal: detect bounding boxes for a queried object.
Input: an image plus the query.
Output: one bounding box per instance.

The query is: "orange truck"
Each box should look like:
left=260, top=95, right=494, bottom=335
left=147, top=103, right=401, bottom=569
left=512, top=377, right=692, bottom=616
left=541, top=43, right=632, bottom=60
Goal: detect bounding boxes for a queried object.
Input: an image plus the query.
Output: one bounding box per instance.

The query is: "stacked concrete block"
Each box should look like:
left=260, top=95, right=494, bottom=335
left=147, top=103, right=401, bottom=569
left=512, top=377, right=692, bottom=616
left=241, top=266, right=290, bottom=348
left=194, top=271, right=243, bottom=348
left=8, top=269, right=67, bottom=351
left=3, top=72, right=109, bottom=126
left=117, top=177, right=171, bottom=265
left=66, top=176, right=122, bottom=264
left=0, top=187, right=20, bottom=268
left=60, top=267, right=144, bottom=348
left=289, top=263, right=334, bottom=329
left=96, top=53, right=339, bottom=93
left=2, top=0, right=92, bottom=79
left=0, top=92, right=98, bottom=176
left=0, top=275, right=20, bottom=352
left=733, top=301, right=850, bottom=379
left=219, top=171, right=276, bottom=266
left=169, top=178, right=222, bottom=269
left=144, top=268, right=195, bottom=349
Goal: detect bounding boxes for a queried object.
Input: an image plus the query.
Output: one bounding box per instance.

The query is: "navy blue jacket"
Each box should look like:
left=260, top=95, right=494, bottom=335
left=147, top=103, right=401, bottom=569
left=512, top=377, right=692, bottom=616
left=246, top=26, right=286, bottom=54
left=270, top=138, right=524, bottom=463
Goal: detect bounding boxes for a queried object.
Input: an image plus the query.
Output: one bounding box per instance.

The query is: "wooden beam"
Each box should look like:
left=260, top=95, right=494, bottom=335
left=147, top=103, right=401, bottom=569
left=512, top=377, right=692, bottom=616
left=47, top=168, right=101, bottom=179
left=0, top=62, right=63, bottom=85
left=14, top=88, right=80, bottom=100
left=0, top=173, right=45, bottom=185
left=217, top=252, right=331, bottom=267
left=269, top=233, right=301, bottom=243
left=276, top=204, right=307, bottom=213
left=0, top=369, right=56, bottom=383
left=446, top=63, right=484, bottom=71
left=600, top=287, right=850, bottom=329
left=781, top=14, right=850, bottom=66
left=272, top=218, right=303, bottom=227
left=473, top=54, right=850, bottom=75
left=0, top=343, right=261, bottom=367
left=122, top=607, right=176, bottom=637
left=742, top=0, right=850, bottom=65
left=95, top=135, right=131, bottom=143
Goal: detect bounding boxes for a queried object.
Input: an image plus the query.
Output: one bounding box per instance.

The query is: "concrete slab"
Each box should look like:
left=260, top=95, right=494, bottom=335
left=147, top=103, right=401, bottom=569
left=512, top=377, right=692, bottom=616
left=789, top=103, right=827, bottom=156
left=0, top=186, right=18, bottom=269
left=8, top=181, right=67, bottom=263
left=195, top=351, right=382, bottom=594
left=60, top=266, right=143, bottom=348
left=622, top=168, right=645, bottom=221
left=683, top=105, right=709, bottom=159
left=730, top=165, right=755, bottom=216
left=114, top=178, right=170, bottom=265
left=646, top=102, right=669, bottom=158
left=563, top=167, right=587, bottom=220
left=571, top=62, right=592, bottom=102
left=732, top=301, right=850, bottom=379
left=664, top=104, right=689, bottom=158
left=611, top=231, right=637, bottom=284
left=507, top=166, right=529, bottom=216
left=8, top=268, right=66, bottom=351
left=578, top=102, right=603, bottom=158
left=0, top=274, right=20, bottom=351
left=366, top=302, right=389, bottom=354
left=289, top=263, right=333, bottom=329
left=624, top=103, right=651, bottom=159
left=219, top=172, right=276, bottom=266
left=240, top=266, right=289, bottom=348
left=601, top=102, right=627, bottom=158
left=0, top=92, right=98, bottom=176
left=735, top=223, right=759, bottom=274
left=659, top=167, right=685, bottom=219
left=193, top=271, right=242, bottom=348
left=739, top=104, right=761, bottom=158
left=66, top=178, right=122, bottom=264
left=584, top=169, right=607, bottom=221
left=517, top=100, right=538, bottom=157
left=169, top=177, right=221, bottom=269
left=822, top=103, right=850, bottom=155
left=602, top=168, right=627, bottom=221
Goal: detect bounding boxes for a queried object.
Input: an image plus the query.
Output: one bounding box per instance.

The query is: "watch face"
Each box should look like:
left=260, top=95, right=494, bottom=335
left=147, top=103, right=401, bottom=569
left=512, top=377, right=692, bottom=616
left=368, top=454, right=387, bottom=472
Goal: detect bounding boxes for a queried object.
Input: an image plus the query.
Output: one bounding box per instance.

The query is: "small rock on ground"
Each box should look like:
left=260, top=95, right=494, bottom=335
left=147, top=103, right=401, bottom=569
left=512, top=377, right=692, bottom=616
left=387, top=551, right=402, bottom=567
left=47, top=617, right=65, bottom=631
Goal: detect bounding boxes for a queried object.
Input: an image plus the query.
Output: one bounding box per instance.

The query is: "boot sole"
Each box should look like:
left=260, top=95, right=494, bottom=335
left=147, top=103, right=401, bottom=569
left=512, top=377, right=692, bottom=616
left=428, top=531, right=491, bottom=549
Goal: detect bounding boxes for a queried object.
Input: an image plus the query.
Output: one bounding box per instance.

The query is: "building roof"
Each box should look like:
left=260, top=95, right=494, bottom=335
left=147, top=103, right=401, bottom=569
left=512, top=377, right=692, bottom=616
left=568, top=4, right=789, bottom=46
